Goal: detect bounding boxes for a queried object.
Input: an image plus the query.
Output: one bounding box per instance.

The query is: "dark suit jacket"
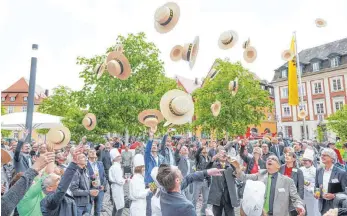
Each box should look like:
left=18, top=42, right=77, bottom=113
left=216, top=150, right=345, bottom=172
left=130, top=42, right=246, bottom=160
left=87, top=161, right=107, bottom=189
left=98, top=150, right=112, bottom=174
left=270, top=144, right=284, bottom=162
left=14, top=140, right=31, bottom=173
left=70, top=168, right=91, bottom=207
left=175, top=147, right=194, bottom=178
left=280, top=165, right=304, bottom=199
left=315, top=165, right=347, bottom=212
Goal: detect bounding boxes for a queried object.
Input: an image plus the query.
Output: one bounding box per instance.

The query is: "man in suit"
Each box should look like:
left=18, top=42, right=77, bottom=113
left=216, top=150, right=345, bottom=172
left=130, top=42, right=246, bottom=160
left=270, top=138, right=284, bottom=164
left=159, top=129, right=176, bottom=165
left=98, top=142, right=113, bottom=203
left=14, top=140, right=32, bottom=173
left=87, top=150, right=107, bottom=216
left=314, top=148, right=347, bottom=215
left=231, top=155, right=305, bottom=216
left=207, top=148, right=240, bottom=216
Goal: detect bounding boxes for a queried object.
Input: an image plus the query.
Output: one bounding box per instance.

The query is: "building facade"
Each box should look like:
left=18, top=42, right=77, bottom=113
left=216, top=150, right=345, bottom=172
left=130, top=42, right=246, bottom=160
left=271, top=38, right=347, bottom=141
left=1, top=77, right=48, bottom=140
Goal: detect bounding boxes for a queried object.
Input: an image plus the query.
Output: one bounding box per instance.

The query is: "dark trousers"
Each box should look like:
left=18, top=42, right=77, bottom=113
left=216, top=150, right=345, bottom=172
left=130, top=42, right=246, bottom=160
left=91, top=191, right=104, bottom=216
left=77, top=204, right=91, bottom=216
left=112, top=205, right=123, bottom=216
left=321, top=199, right=334, bottom=215
left=146, top=190, right=153, bottom=216
left=212, top=196, right=235, bottom=216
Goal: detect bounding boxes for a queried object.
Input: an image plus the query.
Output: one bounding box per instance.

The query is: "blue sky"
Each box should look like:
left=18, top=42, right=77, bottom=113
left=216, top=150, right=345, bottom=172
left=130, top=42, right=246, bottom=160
left=1, top=0, right=347, bottom=92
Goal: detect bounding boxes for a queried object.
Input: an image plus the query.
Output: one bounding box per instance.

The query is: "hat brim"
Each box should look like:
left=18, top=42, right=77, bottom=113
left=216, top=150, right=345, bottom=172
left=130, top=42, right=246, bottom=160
left=170, top=45, right=183, bottom=61
left=163, top=121, right=173, bottom=127
left=211, top=101, right=221, bottom=117
left=189, top=36, right=200, bottom=69
left=315, top=18, right=327, bottom=27
left=47, top=126, right=71, bottom=150
left=243, top=46, right=257, bottom=63
left=106, top=51, right=131, bottom=80
left=218, top=30, right=238, bottom=50
left=242, top=38, right=251, bottom=49
left=1, top=149, right=12, bottom=164
left=160, top=89, right=194, bottom=125
left=83, top=113, right=97, bottom=131
left=138, top=109, right=164, bottom=127
left=281, top=50, right=294, bottom=61
left=154, top=2, right=180, bottom=34
left=96, top=63, right=106, bottom=79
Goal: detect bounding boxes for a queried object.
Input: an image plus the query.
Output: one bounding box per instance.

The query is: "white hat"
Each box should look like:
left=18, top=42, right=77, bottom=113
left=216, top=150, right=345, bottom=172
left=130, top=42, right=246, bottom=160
left=302, top=148, right=314, bottom=161
left=182, top=36, right=200, bottom=69
left=243, top=46, right=257, bottom=63
left=160, top=89, right=194, bottom=125
left=110, top=149, right=120, bottom=161
left=133, top=154, right=145, bottom=167
left=241, top=180, right=266, bottom=216
left=170, top=45, right=183, bottom=62
left=154, top=2, right=180, bottom=34
left=315, top=18, right=327, bottom=28
left=218, top=30, right=238, bottom=50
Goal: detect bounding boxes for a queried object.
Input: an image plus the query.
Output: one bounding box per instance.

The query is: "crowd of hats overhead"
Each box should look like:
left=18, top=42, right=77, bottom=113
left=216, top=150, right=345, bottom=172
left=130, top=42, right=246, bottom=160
left=44, top=3, right=327, bottom=147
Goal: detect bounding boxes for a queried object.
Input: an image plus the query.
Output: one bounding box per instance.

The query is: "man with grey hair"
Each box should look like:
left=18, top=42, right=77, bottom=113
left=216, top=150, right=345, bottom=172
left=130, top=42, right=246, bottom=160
left=314, top=148, right=347, bottom=215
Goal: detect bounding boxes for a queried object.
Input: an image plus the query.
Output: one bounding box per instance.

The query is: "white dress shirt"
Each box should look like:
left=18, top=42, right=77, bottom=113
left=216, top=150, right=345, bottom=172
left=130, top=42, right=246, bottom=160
left=322, top=165, right=334, bottom=195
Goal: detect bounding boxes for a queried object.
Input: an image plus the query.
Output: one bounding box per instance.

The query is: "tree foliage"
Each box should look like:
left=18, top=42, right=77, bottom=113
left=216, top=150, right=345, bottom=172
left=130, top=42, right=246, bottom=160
left=75, top=32, right=185, bottom=139
left=327, top=105, right=347, bottom=141
left=1, top=106, right=11, bottom=137
left=192, top=59, right=273, bottom=137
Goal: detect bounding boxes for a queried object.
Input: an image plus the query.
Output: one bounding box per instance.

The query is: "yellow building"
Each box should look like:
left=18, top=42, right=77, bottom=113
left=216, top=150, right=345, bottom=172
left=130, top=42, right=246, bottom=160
left=1, top=77, right=48, bottom=141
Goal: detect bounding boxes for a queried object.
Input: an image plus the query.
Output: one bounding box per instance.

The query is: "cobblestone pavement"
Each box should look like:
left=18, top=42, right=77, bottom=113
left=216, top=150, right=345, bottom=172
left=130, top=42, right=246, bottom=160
left=95, top=182, right=240, bottom=216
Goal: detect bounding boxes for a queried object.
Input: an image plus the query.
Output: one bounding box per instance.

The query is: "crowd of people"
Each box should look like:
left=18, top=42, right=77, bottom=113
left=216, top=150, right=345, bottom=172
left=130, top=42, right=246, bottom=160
left=1, top=129, right=347, bottom=216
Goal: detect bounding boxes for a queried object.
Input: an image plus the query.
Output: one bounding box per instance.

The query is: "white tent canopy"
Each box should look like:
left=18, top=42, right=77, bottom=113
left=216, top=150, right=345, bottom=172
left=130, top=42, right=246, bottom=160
left=1, top=112, right=63, bottom=130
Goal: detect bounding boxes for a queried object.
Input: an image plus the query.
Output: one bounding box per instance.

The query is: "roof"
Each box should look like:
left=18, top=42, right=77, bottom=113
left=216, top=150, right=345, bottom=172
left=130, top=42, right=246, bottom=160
left=175, top=75, right=201, bottom=94
left=276, top=37, right=347, bottom=70
left=2, top=77, right=47, bottom=98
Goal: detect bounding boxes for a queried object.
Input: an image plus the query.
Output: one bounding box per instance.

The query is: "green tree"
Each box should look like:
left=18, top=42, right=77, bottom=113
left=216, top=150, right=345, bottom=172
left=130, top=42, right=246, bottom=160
left=327, top=105, right=347, bottom=141
left=38, top=86, right=104, bottom=143
left=192, top=59, right=273, bottom=137
left=1, top=106, right=11, bottom=137
left=75, top=32, right=183, bottom=141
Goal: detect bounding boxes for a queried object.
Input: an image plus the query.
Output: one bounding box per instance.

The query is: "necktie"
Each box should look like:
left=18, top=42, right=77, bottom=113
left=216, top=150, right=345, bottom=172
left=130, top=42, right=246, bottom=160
left=276, top=146, right=279, bottom=157
left=264, top=174, right=272, bottom=213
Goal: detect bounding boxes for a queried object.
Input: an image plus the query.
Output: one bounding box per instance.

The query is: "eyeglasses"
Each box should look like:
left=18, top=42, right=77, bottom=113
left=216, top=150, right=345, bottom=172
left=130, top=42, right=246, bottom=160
left=267, top=157, right=278, bottom=162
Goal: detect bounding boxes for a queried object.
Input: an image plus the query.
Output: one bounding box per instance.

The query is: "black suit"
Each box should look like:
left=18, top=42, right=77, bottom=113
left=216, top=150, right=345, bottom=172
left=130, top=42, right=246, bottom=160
left=270, top=144, right=284, bottom=163
left=98, top=150, right=112, bottom=178
left=14, top=140, right=31, bottom=173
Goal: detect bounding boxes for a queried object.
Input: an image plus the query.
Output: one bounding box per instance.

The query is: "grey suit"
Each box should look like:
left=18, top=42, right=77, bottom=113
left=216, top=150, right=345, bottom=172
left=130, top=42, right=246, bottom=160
left=315, top=165, right=347, bottom=214
left=13, top=140, right=31, bottom=173
left=237, top=169, right=304, bottom=216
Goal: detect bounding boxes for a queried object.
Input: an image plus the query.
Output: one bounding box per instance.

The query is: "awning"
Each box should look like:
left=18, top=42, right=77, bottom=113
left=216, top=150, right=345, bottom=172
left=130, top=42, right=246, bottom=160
left=1, top=93, right=8, bottom=98
left=8, top=93, right=18, bottom=97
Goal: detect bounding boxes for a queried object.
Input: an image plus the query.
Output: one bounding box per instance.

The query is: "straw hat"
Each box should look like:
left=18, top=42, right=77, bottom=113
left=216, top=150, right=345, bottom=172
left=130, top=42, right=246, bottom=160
left=138, top=109, right=164, bottom=128
left=163, top=121, right=173, bottom=127
left=243, top=46, right=257, bottom=63
left=170, top=45, right=183, bottom=61
left=281, top=50, right=294, bottom=61
left=218, top=30, right=238, bottom=50
left=298, top=110, right=307, bottom=119
left=46, top=126, right=71, bottom=150
left=181, top=36, right=200, bottom=69
left=106, top=51, right=131, bottom=80
left=154, top=2, right=180, bottom=33
left=229, top=77, right=239, bottom=96
left=160, top=89, right=194, bottom=125
left=1, top=149, right=12, bottom=164
left=211, top=101, right=221, bottom=117
left=242, top=38, right=251, bottom=49
left=82, top=113, right=97, bottom=131
left=133, top=154, right=145, bottom=167
left=94, top=62, right=106, bottom=79
left=315, top=18, right=327, bottom=28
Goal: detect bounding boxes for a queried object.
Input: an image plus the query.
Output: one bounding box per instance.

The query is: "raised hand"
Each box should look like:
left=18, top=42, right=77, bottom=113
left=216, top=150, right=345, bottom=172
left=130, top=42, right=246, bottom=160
left=31, top=152, right=56, bottom=172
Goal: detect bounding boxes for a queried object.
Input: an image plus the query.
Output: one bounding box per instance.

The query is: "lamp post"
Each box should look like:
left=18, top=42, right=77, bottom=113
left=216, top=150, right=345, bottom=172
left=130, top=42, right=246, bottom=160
left=25, top=44, right=38, bottom=143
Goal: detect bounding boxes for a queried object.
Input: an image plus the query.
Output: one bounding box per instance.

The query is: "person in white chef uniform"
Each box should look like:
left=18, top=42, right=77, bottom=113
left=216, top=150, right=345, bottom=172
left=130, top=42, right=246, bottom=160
left=129, top=154, right=152, bottom=216
left=109, top=149, right=127, bottom=216
left=300, top=148, right=321, bottom=216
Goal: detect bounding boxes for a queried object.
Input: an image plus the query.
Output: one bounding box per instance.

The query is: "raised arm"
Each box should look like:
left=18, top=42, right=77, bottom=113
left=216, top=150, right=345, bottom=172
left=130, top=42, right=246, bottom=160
left=14, top=140, right=24, bottom=162
left=159, top=134, right=168, bottom=157
left=180, top=170, right=207, bottom=190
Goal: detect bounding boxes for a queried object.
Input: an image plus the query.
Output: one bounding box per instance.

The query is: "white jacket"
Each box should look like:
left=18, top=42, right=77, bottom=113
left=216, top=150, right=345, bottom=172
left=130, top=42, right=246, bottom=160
left=109, top=162, right=125, bottom=210
left=151, top=190, right=161, bottom=216
left=300, top=165, right=321, bottom=216
left=129, top=173, right=150, bottom=216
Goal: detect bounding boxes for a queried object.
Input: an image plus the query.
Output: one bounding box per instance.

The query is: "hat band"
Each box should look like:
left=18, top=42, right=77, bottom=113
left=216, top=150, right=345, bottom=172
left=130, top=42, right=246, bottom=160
left=87, top=117, right=93, bottom=127
left=115, top=59, right=124, bottom=75
left=169, top=98, right=185, bottom=116
left=143, top=115, right=158, bottom=121
left=186, top=44, right=193, bottom=61
left=232, top=81, right=236, bottom=91
left=57, top=130, right=65, bottom=144
left=160, top=8, right=174, bottom=26
left=222, top=36, right=233, bottom=45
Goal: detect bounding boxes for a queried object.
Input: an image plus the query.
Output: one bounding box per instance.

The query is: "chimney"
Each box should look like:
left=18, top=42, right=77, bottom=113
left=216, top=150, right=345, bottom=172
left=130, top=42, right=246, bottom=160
left=195, top=78, right=198, bottom=85
left=45, top=89, right=49, bottom=96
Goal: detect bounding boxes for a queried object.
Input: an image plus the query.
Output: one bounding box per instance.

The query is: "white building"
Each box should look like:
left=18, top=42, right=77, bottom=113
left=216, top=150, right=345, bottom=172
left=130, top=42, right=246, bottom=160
left=271, top=38, right=347, bottom=141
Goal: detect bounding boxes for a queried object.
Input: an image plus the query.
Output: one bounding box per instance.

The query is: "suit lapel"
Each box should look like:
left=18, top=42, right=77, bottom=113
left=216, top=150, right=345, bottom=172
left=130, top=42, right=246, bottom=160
left=329, top=166, right=337, bottom=183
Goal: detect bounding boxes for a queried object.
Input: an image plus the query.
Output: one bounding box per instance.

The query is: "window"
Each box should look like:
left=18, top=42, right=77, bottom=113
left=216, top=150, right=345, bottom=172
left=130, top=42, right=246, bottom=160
left=300, top=125, right=309, bottom=139
left=313, top=62, right=320, bottom=72
left=22, top=106, right=27, bottom=112
left=299, top=84, right=306, bottom=96
left=1, top=97, right=5, bottom=102
left=23, top=96, right=28, bottom=102
left=331, top=77, right=343, bottom=91
left=330, top=57, right=339, bottom=68
left=281, top=87, right=288, bottom=98
left=315, top=102, right=324, bottom=114
left=313, top=81, right=323, bottom=94
left=281, top=69, right=287, bottom=78
left=334, top=99, right=344, bottom=112
left=269, top=87, right=273, bottom=95
left=283, top=126, right=292, bottom=138
left=8, top=106, right=14, bottom=113
left=10, top=97, right=15, bottom=102
left=282, top=104, right=291, bottom=117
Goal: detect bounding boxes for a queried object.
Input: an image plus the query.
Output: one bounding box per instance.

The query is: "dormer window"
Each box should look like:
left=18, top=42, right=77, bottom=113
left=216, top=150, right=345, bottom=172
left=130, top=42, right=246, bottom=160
left=281, top=69, right=287, bottom=78
left=1, top=97, right=5, bottom=102
left=10, top=96, right=16, bottom=102
left=330, top=56, right=340, bottom=68
left=312, top=62, right=320, bottom=72
left=23, top=96, right=28, bottom=102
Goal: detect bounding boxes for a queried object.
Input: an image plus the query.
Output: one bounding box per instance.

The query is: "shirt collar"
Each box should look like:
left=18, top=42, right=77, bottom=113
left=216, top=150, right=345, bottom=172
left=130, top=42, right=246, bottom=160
left=325, top=165, right=334, bottom=172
